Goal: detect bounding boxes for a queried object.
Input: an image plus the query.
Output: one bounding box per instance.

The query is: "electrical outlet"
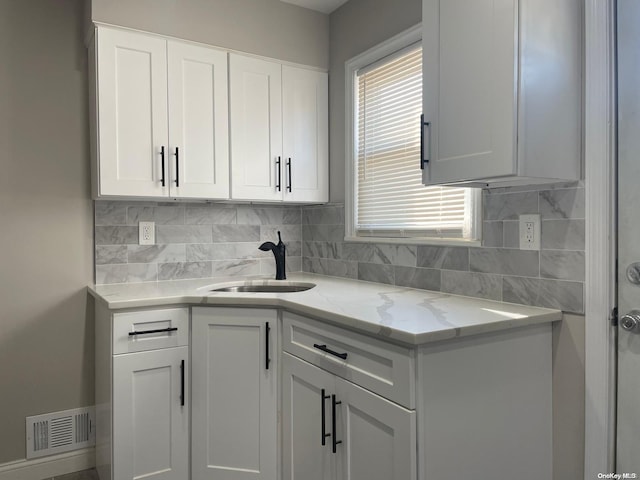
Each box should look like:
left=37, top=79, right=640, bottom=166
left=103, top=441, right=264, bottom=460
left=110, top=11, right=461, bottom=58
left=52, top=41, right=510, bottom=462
left=519, top=214, right=540, bottom=250
left=139, top=221, right=155, bottom=245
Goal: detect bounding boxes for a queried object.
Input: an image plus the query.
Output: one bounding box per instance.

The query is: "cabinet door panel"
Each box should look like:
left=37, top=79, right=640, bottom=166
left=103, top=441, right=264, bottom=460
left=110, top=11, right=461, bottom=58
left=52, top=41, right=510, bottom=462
left=168, top=41, right=229, bottom=199
left=230, top=54, right=283, bottom=201
left=97, top=28, right=168, bottom=197
left=282, top=353, right=335, bottom=480
left=335, top=377, right=416, bottom=480
left=282, top=66, right=328, bottom=203
left=113, top=347, right=189, bottom=480
left=192, top=308, right=277, bottom=480
left=423, top=0, right=516, bottom=184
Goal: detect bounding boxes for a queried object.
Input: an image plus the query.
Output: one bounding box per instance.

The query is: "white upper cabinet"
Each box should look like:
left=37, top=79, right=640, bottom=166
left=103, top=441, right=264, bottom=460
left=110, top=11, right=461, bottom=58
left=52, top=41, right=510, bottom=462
left=92, top=26, right=229, bottom=199
left=282, top=66, right=329, bottom=203
left=94, top=27, right=169, bottom=197
left=230, top=54, right=329, bottom=203
left=421, top=0, right=582, bottom=187
left=92, top=26, right=328, bottom=202
left=167, top=41, right=229, bottom=199
left=229, top=54, right=284, bottom=202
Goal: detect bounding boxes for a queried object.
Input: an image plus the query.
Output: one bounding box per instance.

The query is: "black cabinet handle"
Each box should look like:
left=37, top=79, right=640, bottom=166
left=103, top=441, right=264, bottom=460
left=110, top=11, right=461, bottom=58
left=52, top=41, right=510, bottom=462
left=420, top=114, right=430, bottom=169
left=286, top=157, right=292, bottom=192
left=276, top=157, right=282, bottom=192
left=331, top=394, right=342, bottom=453
left=321, top=388, right=331, bottom=446
left=174, top=147, right=180, bottom=187
left=265, top=322, right=271, bottom=370
left=160, top=146, right=166, bottom=186
left=313, top=344, right=348, bottom=360
left=128, top=327, right=178, bottom=336
left=180, top=359, right=185, bottom=406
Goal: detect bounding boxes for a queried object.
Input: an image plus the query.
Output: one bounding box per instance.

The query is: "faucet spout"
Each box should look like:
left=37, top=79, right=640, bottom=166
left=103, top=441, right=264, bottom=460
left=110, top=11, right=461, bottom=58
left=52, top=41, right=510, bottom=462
left=258, top=231, right=286, bottom=280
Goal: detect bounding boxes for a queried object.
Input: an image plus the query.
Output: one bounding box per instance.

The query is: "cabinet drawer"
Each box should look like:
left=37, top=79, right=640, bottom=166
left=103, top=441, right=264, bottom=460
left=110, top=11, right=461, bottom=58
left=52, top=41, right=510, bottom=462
left=113, top=308, right=189, bottom=354
left=282, top=312, right=415, bottom=409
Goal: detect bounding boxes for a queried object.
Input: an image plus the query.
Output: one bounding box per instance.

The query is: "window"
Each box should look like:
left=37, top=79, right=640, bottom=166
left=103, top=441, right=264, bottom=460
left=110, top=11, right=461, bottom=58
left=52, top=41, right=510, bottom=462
left=345, top=26, right=480, bottom=243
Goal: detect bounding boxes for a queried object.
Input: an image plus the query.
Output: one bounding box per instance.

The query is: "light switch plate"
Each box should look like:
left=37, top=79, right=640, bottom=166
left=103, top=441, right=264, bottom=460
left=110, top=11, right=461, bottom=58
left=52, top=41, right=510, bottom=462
left=519, top=214, right=540, bottom=250
left=139, top=221, right=155, bottom=245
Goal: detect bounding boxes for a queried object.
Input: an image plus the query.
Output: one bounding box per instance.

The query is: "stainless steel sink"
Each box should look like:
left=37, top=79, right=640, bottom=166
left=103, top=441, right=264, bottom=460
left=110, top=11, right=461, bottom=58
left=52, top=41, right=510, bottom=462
left=205, top=281, right=316, bottom=293
left=211, top=284, right=314, bottom=293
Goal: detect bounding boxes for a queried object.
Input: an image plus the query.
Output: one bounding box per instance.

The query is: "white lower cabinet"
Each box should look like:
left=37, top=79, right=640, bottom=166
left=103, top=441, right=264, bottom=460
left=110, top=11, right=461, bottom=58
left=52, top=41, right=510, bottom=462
left=95, top=307, right=190, bottom=480
left=282, top=354, right=417, bottom=480
left=282, top=352, right=335, bottom=480
left=113, top=347, right=189, bottom=480
left=96, top=304, right=551, bottom=480
left=191, top=308, right=278, bottom=480
left=335, top=376, right=416, bottom=480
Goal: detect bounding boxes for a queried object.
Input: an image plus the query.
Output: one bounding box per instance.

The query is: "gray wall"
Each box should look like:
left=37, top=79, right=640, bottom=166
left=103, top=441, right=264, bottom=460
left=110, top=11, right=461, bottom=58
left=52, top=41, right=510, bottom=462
left=91, top=0, right=329, bottom=69
left=328, top=0, right=421, bottom=201
left=0, top=0, right=94, bottom=464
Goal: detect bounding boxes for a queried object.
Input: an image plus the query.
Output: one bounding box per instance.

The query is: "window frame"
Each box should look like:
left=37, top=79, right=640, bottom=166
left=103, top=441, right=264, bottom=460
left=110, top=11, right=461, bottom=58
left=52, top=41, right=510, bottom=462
left=344, top=24, right=482, bottom=246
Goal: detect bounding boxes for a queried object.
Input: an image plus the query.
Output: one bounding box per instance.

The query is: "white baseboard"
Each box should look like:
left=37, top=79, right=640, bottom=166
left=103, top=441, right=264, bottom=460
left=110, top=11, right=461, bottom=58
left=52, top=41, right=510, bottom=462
left=0, top=448, right=95, bottom=480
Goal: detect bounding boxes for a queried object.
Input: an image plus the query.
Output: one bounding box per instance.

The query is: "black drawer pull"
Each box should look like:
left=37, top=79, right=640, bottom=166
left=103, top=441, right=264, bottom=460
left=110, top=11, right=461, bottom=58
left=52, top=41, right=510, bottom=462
left=332, top=394, right=342, bottom=453
left=128, top=327, right=178, bottom=336
left=160, top=146, right=166, bottom=186
left=420, top=114, right=430, bottom=169
left=313, top=344, right=348, bottom=360
left=321, top=388, right=331, bottom=446
left=276, top=156, right=282, bottom=192
left=174, top=147, right=180, bottom=187
left=180, top=359, right=185, bottom=406
left=265, top=322, right=271, bottom=370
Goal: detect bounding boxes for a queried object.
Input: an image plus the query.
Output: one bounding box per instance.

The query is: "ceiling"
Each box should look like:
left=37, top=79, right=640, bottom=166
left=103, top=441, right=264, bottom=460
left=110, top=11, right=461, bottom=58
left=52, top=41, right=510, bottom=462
left=279, top=0, right=349, bottom=14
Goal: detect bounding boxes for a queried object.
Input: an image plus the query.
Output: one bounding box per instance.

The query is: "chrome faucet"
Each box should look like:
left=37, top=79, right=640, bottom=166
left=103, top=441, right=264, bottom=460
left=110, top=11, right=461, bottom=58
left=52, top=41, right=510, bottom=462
left=259, top=231, right=286, bottom=280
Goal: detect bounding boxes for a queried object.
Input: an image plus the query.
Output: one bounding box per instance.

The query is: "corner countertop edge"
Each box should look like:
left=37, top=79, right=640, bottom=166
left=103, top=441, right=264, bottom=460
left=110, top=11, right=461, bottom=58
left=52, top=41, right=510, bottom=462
left=88, top=273, right=564, bottom=346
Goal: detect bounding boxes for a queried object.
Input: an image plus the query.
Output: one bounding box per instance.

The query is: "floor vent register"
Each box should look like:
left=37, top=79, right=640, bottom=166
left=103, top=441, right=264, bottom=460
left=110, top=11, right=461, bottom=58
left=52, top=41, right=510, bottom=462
left=26, top=406, right=95, bottom=459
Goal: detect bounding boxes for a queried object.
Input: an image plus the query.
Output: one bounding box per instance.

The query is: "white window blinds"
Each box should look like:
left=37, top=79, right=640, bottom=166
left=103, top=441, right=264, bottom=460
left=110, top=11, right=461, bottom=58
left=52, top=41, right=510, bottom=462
left=355, top=43, right=472, bottom=238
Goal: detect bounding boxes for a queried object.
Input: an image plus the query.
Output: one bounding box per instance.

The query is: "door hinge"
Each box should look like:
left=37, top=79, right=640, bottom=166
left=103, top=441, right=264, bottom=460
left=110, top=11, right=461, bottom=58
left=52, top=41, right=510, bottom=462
left=610, top=307, right=618, bottom=326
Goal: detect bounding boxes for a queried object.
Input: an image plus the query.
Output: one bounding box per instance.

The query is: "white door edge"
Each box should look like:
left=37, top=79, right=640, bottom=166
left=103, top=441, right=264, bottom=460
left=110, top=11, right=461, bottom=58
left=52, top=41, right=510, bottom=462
left=584, top=0, right=617, bottom=477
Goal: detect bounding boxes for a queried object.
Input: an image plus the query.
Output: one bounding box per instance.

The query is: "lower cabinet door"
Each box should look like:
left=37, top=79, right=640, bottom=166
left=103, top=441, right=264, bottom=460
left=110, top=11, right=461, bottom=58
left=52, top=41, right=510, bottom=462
left=191, top=308, right=277, bottom=480
left=113, top=347, right=189, bottom=480
left=282, top=352, right=336, bottom=480
left=334, top=376, right=417, bottom=480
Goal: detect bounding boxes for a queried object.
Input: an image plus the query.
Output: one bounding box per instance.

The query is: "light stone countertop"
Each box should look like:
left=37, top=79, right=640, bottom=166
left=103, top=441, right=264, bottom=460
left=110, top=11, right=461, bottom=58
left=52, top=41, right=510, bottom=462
left=88, top=272, right=562, bottom=346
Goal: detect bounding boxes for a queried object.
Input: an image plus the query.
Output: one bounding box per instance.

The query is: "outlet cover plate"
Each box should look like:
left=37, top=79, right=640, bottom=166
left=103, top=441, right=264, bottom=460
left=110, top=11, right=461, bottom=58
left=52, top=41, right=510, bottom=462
left=139, top=221, right=155, bottom=245
left=519, top=214, right=540, bottom=250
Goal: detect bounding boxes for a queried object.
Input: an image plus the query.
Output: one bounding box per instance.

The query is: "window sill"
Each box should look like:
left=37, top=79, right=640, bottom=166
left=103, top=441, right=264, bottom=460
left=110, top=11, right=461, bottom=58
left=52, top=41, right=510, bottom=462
left=343, top=236, right=482, bottom=247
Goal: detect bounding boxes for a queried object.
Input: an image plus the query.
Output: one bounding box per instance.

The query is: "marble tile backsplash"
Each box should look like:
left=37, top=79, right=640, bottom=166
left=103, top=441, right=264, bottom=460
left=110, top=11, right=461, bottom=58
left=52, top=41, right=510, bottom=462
left=301, top=185, right=585, bottom=314
left=93, top=185, right=585, bottom=313
left=94, top=202, right=303, bottom=285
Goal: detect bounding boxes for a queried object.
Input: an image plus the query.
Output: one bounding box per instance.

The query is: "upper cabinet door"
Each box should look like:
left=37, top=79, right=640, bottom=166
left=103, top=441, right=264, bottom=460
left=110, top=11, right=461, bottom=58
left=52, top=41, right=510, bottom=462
left=422, top=0, right=517, bottom=184
left=230, top=54, right=283, bottom=201
left=282, top=66, right=329, bottom=203
left=96, top=28, right=169, bottom=197
left=167, top=41, right=229, bottom=199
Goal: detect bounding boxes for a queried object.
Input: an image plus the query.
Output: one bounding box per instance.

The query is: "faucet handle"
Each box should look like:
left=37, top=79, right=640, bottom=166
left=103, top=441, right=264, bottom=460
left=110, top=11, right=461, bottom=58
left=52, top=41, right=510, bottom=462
left=277, top=231, right=283, bottom=244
